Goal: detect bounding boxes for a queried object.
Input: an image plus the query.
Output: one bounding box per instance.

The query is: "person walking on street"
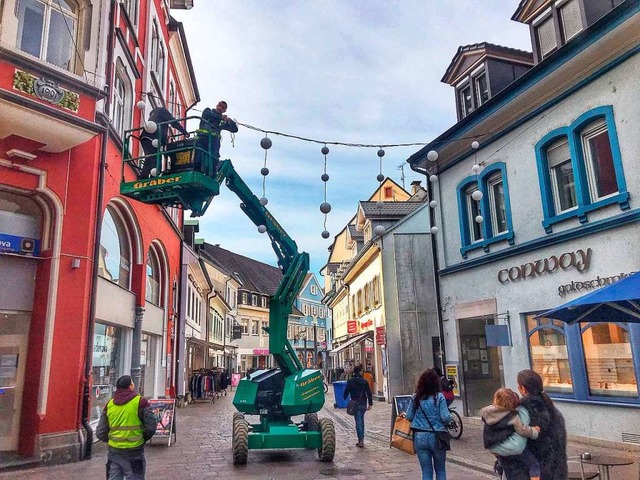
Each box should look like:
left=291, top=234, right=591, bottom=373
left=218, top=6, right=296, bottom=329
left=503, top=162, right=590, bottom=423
left=195, top=100, right=238, bottom=175
left=139, top=106, right=189, bottom=179
left=405, top=369, right=452, bottom=480
left=343, top=364, right=373, bottom=447
left=516, top=370, right=568, bottom=480
left=96, top=375, right=157, bottom=480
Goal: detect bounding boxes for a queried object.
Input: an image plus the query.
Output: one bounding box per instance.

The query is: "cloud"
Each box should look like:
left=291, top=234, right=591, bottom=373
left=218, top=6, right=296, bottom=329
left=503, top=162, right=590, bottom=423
left=172, top=1, right=532, bottom=276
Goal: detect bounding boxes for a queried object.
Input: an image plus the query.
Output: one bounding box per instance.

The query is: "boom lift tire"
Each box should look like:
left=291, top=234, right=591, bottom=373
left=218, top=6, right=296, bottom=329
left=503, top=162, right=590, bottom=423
left=232, top=418, right=249, bottom=465
left=305, top=412, right=319, bottom=432
left=317, top=418, right=335, bottom=462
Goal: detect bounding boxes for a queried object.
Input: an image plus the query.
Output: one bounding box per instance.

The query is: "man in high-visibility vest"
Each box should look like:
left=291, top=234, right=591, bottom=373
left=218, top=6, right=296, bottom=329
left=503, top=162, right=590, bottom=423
left=96, top=375, right=157, bottom=479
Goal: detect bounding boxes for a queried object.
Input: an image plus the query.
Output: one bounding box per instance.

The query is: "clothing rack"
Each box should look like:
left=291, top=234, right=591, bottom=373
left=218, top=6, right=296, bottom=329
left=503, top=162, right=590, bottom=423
left=189, top=369, right=216, bottom=404
left=189, top=368, right=230, bottom=403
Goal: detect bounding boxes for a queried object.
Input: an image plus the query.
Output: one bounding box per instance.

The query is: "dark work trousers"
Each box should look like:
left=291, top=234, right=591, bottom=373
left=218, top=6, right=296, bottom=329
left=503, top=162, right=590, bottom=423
left=194, top=134, right=220, bottom=176
left=106, top=448, right=146, bottom=480
left=139, top=137, right=162, bottom=179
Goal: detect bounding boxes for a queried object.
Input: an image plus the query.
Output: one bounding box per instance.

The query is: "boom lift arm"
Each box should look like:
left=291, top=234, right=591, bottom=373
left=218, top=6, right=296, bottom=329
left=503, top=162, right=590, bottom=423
left=216, top=160, right=308, bottom=376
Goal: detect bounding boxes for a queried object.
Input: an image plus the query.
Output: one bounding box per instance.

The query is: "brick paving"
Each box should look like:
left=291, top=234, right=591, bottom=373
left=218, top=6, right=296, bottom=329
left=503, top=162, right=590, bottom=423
left=1, top=386, right=637, bottom=479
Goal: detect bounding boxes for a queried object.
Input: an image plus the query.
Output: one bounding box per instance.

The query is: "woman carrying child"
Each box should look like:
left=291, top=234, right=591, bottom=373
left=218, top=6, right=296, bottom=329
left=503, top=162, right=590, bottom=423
left=481, top=388, right=540, bottom=480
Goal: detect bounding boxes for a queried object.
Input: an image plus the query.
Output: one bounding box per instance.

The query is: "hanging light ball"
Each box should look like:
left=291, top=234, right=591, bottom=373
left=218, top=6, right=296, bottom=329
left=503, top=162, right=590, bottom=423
left=475, top=215, right=484, bottom=224
left=471, top=140, right=480, bottom=149
left=261, top=167, right=270, bottom=176
left=472, top=164, right=481, bottom=174
left=429, top=200, right=438, bottom=208
left=258, top=225, right=267, bottom=234
left=472, top=190, right=483, bottom=201
left=376, top=173, right=385, bottom=182
left=427, top=150, right=439, bottom=162
left=377, top=149, right=385, bottom=158
left=151, top=139, right=159, bottom=148
left=260, top=137, right=272, bottom=150
left=136, top=100, right=146, bottom=110
left=321, top=173, right=330, bottom=182
left=321, top=146, right=330, bottom=155
left=259, top=197, right=268, bottom=206
left=429, top=174, right=438, bottom=183
left=150, top=168, right=158, bottom=177
left=374, top=225, right=386, bottom=236
left=320, top=202, right=332, bottom=214
left=321, top=230, right=330, bottom=239
left=430, top=226, right=439, bottom=234
left=144, top=121, right=157, bottom=133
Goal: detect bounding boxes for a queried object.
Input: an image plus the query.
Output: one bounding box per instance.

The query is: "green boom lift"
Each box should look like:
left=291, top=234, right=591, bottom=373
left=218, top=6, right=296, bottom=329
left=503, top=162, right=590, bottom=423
left=119, top=118, right=335, bottom=464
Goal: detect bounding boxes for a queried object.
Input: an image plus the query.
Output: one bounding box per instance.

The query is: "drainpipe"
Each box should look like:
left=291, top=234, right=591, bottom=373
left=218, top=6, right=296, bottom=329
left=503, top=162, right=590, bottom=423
left=409, top=161, right=447, bottom=370
left=80, top=0, right=116, bottom=460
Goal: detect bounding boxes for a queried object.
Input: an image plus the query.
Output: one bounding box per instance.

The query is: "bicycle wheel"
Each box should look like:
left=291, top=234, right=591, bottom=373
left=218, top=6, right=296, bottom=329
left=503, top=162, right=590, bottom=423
left=448, top=409, right=463, bottom=439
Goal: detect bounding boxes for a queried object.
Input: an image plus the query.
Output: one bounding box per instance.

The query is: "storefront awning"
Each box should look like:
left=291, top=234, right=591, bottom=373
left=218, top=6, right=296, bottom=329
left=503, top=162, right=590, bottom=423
left=538, top=272, right=640, bottom=325
left=330, top=331, right=373, bottom=355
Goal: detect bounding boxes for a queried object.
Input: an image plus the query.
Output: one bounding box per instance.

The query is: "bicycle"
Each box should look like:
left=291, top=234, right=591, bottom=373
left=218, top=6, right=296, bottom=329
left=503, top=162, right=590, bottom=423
left=321, top=372, right=329, bottom=393
left=446, top=406, right=463, bottom=439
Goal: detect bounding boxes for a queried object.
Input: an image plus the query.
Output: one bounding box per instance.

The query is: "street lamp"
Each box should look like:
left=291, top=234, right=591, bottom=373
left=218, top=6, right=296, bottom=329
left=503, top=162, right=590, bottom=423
left=312, top=316, right=318, bottom=369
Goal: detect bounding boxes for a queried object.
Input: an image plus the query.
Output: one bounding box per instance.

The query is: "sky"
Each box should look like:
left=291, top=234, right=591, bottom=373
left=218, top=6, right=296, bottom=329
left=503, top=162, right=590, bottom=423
left=172, top=1, right=532, bottom=278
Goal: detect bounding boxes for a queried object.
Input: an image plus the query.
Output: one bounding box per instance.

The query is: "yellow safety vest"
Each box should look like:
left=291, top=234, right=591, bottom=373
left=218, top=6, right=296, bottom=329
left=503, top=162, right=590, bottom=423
left=106, top=395, right=145, bottom=449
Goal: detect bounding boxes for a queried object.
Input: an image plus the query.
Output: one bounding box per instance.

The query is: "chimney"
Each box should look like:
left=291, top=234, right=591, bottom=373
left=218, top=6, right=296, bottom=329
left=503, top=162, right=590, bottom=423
left=411, top=180, right=422, bottom=195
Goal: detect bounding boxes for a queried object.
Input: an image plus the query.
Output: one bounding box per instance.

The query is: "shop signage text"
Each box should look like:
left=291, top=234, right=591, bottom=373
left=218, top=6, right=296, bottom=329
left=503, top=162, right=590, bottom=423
left=498, top=248, right=591, bottom=284
left=347, top=320, right=358, bottom=334
left=557, top=271, right=635, bottom=297
left=376, top=326, right=386, bottom=345
left=252, top=349, right=269, bottom=355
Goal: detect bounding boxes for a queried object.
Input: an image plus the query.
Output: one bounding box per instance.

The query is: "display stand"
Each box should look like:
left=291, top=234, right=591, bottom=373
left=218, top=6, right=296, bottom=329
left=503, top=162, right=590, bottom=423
left=148, top=398, right=176, bottom=446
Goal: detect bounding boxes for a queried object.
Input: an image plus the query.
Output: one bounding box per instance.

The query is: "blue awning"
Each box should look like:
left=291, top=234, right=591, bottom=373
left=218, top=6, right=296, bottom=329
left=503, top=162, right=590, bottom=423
left=538, top=272, right=640, bottom=325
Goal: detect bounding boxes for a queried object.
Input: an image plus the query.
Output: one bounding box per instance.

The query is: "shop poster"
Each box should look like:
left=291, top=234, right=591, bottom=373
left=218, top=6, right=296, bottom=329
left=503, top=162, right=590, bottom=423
left=149, top=399, right=175, bottom=446
left=445, top=364, right=460, bottom=397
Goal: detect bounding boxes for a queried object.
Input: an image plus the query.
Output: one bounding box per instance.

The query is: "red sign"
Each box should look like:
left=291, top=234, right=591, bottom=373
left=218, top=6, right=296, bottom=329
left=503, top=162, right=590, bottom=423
left=253, top=349, right=269, bottom=355
left=361, top=319, right=373, bottom=329
left=347, top=320, right=358, bottom=334
left=376, top=326, right=386, bottom=345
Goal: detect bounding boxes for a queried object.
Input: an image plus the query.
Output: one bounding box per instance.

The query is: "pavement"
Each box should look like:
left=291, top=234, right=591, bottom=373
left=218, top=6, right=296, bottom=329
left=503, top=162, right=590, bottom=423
left=0, top=386, right=637, bottom=479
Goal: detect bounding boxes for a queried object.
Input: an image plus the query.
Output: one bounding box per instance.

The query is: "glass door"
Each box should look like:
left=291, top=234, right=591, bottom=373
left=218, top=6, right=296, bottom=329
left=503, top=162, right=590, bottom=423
left=0, top=312, right=30, bottom=451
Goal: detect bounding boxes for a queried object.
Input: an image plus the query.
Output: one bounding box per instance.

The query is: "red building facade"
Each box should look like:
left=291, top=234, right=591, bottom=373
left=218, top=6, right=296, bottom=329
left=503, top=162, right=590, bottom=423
left=0, top=0, right=198, bottom=464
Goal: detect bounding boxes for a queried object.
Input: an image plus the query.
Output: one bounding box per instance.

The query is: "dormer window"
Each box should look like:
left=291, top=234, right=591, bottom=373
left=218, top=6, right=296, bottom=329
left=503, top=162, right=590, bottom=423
left=535, top=13, right=557, bottom=59
left=559, top=0, right=583, bottom=41
left=531, top=1, right=584, bottom=62
left=458, top=83, right=473, bottom=118
left=474, top=71, right=489, bottom=107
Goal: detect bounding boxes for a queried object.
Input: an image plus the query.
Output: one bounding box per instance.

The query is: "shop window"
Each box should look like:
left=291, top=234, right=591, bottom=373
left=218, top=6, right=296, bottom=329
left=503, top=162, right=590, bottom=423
left=535, top=106, right=628, bottom=233
left=145, top=250, right=161, bottom=305
left=581, top=323, right=637, bottom=398
left=91, top=323, right=123, bottom=423
left=16, top=0, right=79, bottom=71
left=526, top=314, right=573, bottom=394
left=99, top=206, right=131, bottom=288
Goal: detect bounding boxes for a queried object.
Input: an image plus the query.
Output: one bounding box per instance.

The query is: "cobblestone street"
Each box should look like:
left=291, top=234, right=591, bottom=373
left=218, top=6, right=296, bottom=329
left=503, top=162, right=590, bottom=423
left=0, top=388, right=494, bottom=480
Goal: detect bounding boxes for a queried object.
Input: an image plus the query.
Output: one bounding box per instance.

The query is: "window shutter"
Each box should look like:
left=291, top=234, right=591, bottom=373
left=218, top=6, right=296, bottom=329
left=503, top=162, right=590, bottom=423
left=560, top=0, right=583, bottom=41
left=537, top=16, right=557, bottom=57
left=547, top=139, right=570, bottom=168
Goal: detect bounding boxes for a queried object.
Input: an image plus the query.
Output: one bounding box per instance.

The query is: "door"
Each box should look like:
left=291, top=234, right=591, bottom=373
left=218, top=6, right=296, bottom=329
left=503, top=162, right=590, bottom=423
left=458, top=317, right=503, bottom=417
left=0, top=312, right=30, bottom=451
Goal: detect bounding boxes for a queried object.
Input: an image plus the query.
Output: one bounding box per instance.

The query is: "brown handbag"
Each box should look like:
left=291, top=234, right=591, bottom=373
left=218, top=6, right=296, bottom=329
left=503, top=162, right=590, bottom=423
left=390, top=415, right=415, bottom=455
